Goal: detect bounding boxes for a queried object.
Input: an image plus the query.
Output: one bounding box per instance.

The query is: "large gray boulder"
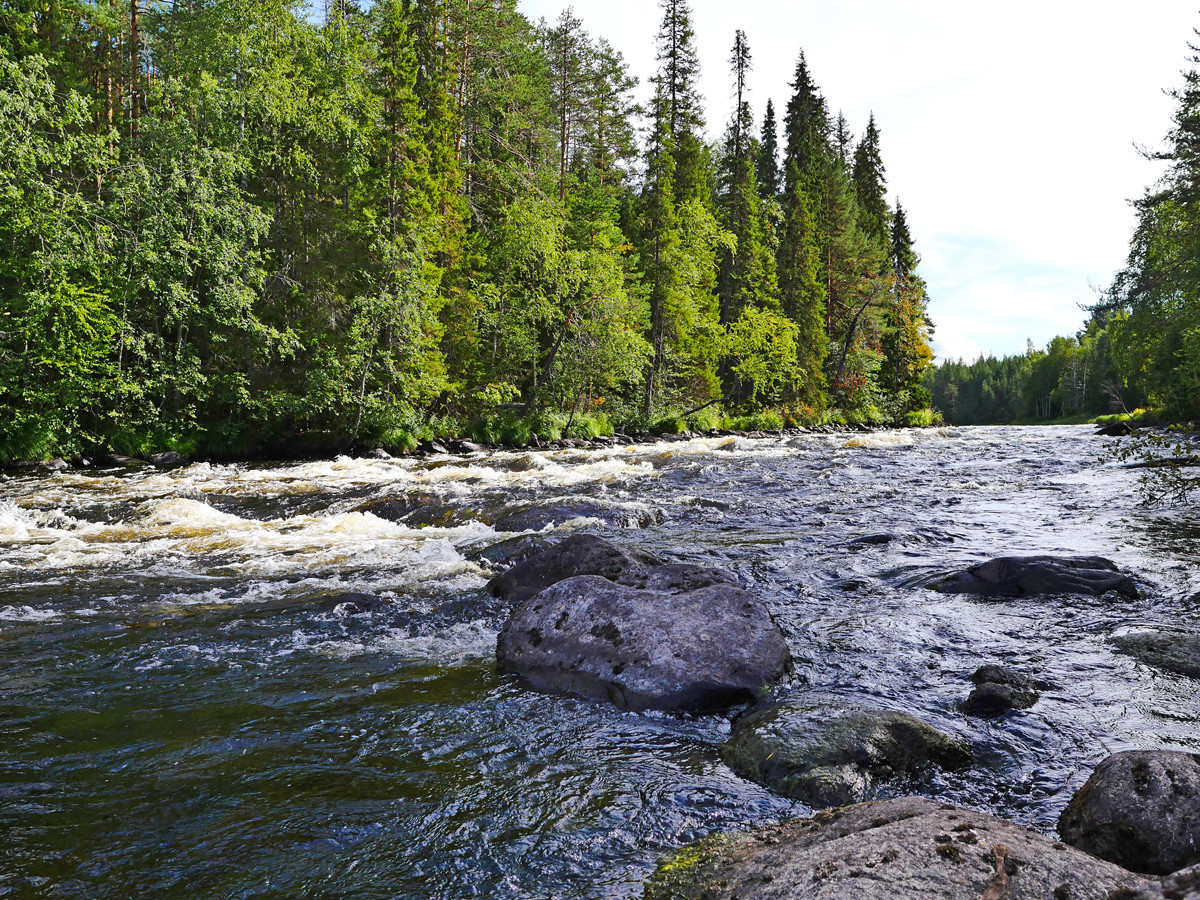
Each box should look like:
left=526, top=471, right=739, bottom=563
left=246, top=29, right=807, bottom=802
left=1110, top=630, right=1200, bottom=678
left=934, top=556, right=1138, bottom=599
left=496, top=573, right=791, bottom=714
left=721, top=699, right=973, bottom=808
left=487, top=534, right=666, bottom=605
left=641, top=796, right=1153, bottom=900
left=1059, top=750, right=1200, bottom=875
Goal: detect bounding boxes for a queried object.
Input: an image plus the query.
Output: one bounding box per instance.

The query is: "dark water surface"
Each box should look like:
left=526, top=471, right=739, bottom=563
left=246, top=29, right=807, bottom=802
left=2, top=426, right=1199, bottom=898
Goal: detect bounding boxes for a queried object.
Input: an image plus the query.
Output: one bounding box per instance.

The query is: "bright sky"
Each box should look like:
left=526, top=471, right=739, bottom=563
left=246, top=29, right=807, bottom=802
left=516, top=0, right=1198, bottom=361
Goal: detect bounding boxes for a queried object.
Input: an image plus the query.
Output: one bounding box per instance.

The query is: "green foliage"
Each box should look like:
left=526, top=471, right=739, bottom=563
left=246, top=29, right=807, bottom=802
left=1109, top=425, right=1200, bottom=503
left=0, top=0, right=937, bottom=462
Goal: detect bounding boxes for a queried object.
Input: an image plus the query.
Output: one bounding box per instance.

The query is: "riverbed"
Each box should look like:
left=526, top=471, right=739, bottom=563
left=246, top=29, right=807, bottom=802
left=2, top=426, right=1197, bottom=898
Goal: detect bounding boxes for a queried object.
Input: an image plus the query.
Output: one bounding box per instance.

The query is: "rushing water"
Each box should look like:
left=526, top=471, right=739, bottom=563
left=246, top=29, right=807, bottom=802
left=2, top=426, right=1199, bottom=899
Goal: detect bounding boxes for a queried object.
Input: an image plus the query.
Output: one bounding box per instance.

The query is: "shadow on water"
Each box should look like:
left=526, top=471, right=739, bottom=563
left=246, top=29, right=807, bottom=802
left=2, top=426, right=1199, bottom=898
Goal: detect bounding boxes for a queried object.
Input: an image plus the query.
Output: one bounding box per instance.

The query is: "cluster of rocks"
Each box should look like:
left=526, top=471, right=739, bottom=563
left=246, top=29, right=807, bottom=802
left=358, top=495, right=664, bottom=534
left=480, top=538, right=1200, bottom=899
left=381, top=423, right=889, bottom=459
left=3, top=451, right=191, bottom=473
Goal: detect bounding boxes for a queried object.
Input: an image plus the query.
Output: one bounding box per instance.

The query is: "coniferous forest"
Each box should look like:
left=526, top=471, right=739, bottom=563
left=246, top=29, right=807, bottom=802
left=927, top=33, right=1200, bottom=427
left=0, top=0, right=936, bottom=462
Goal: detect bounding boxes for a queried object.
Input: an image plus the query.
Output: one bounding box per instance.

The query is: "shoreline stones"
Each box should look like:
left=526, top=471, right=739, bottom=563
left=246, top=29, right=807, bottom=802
left=721, top=698, right=973, bottom=808
left=641, top=796, right=1154, bottom=900
left=496, top=572, right=791, bottom=714
left=934, top=555, right=1139, bottom=598
left=1059, top=750, right=1200, bottom=875
left=963, top=665, right=1045, bottom=717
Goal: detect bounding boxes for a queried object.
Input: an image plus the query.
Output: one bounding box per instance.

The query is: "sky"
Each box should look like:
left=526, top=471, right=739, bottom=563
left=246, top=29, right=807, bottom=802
left=515, top=0, right=1199, bottom=362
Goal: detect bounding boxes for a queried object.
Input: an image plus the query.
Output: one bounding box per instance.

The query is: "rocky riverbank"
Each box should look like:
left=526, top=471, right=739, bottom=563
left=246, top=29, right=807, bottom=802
left=481, top=535, right=1200, bottom=898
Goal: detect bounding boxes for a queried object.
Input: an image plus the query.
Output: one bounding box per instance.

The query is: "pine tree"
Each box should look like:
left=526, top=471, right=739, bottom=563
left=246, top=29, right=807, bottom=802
left=891, top=200, right=918, bottom=278
left=782, top=51, right=827, bottom=179
left=717, top=31, right=775, bottom=328
left=833, top=111, right=853, bottom=169
left=776, top=160, right=827, bottom=406
left=757, top=98, right=780, bottom=199
left=852, top=112, right=889, bottom=245
left=653, top=0, right=706, bottom=203
left=639, top=87, right=682, bottom=414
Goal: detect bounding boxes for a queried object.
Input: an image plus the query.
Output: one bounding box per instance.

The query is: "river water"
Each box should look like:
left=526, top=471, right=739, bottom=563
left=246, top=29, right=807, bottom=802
left=2, top=426, right=1198, bottom=899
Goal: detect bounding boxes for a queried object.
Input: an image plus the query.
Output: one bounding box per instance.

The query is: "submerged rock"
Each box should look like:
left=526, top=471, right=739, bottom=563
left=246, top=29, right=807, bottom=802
left=489, top=498, right=663, bottom=533
left=487, top=534, right=664, bottom=605
left=470, top=535, right=560, bottom=571
left=1109, top=630, right=1200, bottom=678
left=641, top=796, right=1152, bottom=900
left=1059, top=750, right=1200, bottom=875
left=355, top=495, right=443, bottom=523
left=316, top=592, right=386, bottom=614
left=496, top=573, right=791, bottom=713
left=934, top=555, right=1138, bottom=598
left=721, top=698, right=972, bottom=808
left=963, top=665, right=1044, bottom=717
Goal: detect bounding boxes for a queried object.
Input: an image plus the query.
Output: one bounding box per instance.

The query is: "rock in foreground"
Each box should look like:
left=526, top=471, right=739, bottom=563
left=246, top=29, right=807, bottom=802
left=1059, top=750, right=1200, bottom=875
left=496, top=573, right=790, bottom=713
left=934, top=555, right=1138, bottom=599
left=641, top=796, right=1152, bottom=900
left=721, top=699, right=972, bottom=808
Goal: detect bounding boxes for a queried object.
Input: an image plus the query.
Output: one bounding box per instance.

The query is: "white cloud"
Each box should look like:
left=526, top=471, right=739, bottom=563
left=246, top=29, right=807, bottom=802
left=517, top=0, right=1197, bottom=360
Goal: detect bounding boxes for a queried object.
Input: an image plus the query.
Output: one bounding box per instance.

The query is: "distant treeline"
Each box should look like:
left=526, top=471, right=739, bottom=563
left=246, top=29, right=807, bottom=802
left=0, top=0, right=933, bottom=461
left=928, top=26, right=1200, bottom=427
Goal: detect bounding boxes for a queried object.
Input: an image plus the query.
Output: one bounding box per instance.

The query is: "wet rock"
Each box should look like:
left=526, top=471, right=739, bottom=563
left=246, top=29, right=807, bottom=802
left=149, top=451, right=190, bottom=467
left=363, top=448, right=392, bottom=459
left=470, top=535, right=560, bottom=571
left=94, top=453, right=144, bottom=468
left=356, top=495, right=443, bottom=523
left=316, top=592, right=386, bottom=614
left=418, top=440, right=448, bottom=455
left=845, top=533, right=897, bottom=547
left=1096, top=421, right=1135, bottom=436
left=934, top=555, right=1138, bottom=599
left=1109, top=630, right=1200, bottom=678
left=964, top=665, right=1044, bottom=717
left=41, top=458, right=70, bottom=471
left=1108, top=863, right=1200, bottom=899
left=402, top=503, right=480, bottom=529
left=642, top=796, right=1152, bottom=900
left=487, top=534, right=664, bottom=605
left=489, top=498, right=663, bottom=533
left=449, top=440, right=486, bottom=454
left=496, top=573, right=791, bottom=713
left=721, top=698, right=973, bottom=808
left=1059, top=750, right=1200, bottom=875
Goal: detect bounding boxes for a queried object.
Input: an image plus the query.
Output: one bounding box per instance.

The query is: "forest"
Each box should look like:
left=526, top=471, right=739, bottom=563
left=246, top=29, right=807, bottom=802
left=0, top=0, right=935, bottom=462
left=927, top=37, right=1200, bottom=427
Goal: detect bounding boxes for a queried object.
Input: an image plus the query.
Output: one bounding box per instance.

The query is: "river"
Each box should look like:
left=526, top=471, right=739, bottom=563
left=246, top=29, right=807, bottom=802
left=2, top=425, right=1198, bottom=899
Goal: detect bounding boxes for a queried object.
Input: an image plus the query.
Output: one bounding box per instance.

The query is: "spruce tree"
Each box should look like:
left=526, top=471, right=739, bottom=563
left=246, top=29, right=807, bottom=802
left=757, top=99, right=780, bottom=199
left=653, top=0, right=706, bottom=203
left=851, top=112, right=889, bottom=245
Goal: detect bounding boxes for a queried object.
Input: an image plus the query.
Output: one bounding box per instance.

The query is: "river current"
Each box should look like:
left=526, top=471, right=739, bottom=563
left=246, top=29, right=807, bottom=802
left=2, top=426, right=1198, bottom=899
